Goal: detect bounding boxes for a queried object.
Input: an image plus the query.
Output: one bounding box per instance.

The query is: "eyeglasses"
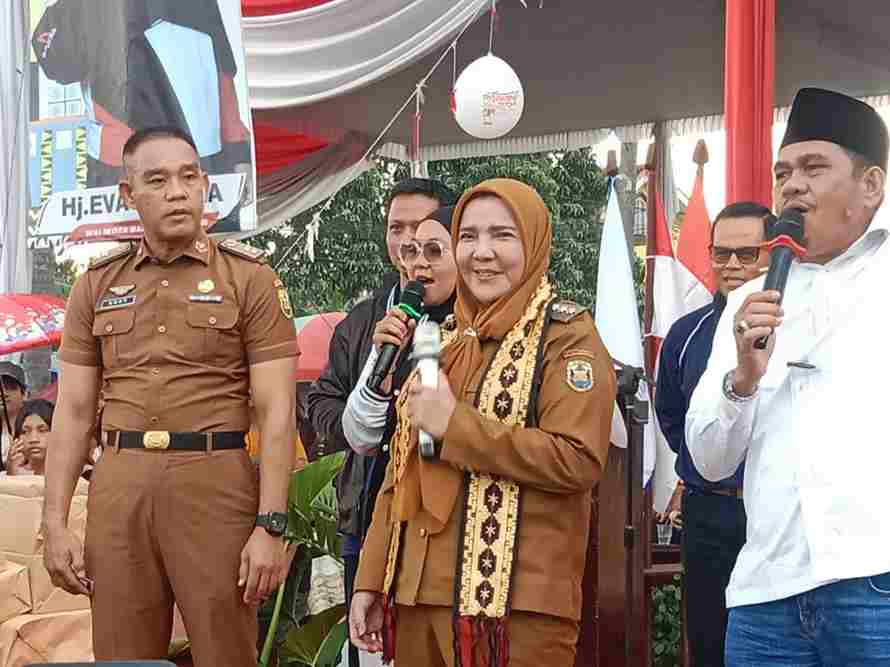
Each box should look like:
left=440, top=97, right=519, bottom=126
left=709, top=245, right=763, bottom=266
left=398, top=239, right=450, bottom=265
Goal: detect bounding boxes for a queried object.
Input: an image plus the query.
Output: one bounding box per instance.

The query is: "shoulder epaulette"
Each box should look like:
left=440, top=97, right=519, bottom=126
left=549, top=299, right=588, bottom=323
left=88, top=242, right=135, bottom=270
left=219, top=238, right=266, bottom=263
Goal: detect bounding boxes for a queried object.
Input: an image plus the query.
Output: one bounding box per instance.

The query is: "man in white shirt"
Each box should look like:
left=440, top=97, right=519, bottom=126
left=687, top=88, right=890, bottom=666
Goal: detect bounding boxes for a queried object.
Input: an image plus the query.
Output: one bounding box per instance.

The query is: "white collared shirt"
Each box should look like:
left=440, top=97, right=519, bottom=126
left=686, top=213, right=890, bottom=608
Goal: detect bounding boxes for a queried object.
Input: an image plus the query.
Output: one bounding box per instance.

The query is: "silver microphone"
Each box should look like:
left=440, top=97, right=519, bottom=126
left=413, top=320, right=441, bottom=459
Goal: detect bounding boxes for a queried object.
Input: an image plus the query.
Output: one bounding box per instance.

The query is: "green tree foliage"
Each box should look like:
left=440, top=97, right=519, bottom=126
left=250, top=159, right=411, bottom=316
left=52, top=258, right=79, bottom=298
left=250, top=149, right=613, bottom=313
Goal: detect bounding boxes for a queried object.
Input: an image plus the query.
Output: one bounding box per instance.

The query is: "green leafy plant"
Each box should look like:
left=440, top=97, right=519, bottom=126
left=651, top=574, right=682, bottom=667
left=259, top=452, right=347, bottom=667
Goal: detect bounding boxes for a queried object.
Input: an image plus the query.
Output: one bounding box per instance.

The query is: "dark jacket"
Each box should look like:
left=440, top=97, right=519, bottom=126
left=655, top=292, right=743, bottom=491
left=306, top=274, right=401, bottom=538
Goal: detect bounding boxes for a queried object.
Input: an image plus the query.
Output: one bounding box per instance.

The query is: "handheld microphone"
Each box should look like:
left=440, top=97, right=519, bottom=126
left=754, top=209, right=806, bottom=350
left=413, top=320, right=441, bottom=459
left=367, top=280, right=425, bottom=393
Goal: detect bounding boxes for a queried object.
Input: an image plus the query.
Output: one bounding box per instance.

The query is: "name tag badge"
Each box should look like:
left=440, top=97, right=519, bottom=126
left=188, top=294, right=224, bottom=304
left=97, top=295, right=136, bottom=311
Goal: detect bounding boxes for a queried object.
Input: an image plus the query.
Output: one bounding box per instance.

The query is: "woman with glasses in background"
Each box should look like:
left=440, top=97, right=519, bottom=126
left=341, top=205, right=458, bottom=457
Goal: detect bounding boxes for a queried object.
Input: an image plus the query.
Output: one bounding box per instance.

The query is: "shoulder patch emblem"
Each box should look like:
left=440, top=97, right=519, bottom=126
left=219, top=238, right=266, bottom=263
left=550, top=300, right=587, bottom=323
left=277, top=285, right=294, bottom=319
left=88, top=242, right=134, bottom=270
left=566, top=358, right=595, bottom=392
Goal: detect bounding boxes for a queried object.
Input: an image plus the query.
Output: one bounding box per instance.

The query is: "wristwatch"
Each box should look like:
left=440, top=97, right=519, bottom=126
left=722, top=370, right=759, bottom=403
left=255, top=512, right=288, bottom=537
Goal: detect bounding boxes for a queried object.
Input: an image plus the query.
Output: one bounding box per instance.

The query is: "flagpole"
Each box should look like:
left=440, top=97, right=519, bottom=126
left=643, top=141, right=658, bottom=378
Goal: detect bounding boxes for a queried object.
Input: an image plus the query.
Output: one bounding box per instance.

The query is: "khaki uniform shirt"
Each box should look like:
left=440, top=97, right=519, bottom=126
left=60, top=235, right=297, bottom=432
left=355, top=311, right=615, bottom=621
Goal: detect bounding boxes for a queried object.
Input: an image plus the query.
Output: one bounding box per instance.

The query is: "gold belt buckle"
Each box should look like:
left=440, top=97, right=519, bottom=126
left=143, top=431, right=171, bottom=450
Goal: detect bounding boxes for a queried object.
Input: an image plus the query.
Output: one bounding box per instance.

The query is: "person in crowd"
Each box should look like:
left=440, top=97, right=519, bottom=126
left=687, top=88, right=890, bottom=665
left=8, top=399, right=56, bottom=476
left=306, top=177, right=455, bottom=667
left=0, top=362, right=27, bottom=469
left=655, top=201, right=774, bottom=666
left=42, top=126, right=297, bottom=667
left=349, top=178, right=615, bottom=666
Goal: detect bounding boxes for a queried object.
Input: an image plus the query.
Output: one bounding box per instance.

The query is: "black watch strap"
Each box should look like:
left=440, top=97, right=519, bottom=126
left=256, top=512, right=288, bottom=537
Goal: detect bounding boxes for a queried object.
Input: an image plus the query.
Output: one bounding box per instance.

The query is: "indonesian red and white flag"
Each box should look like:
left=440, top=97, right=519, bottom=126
left=595, top=183, right=656, bottom=488
left=646, top=163, right=714, bottom=511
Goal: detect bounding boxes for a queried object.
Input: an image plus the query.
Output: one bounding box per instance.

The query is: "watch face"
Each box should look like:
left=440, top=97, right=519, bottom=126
left=270, top=513, right=287, bottom=535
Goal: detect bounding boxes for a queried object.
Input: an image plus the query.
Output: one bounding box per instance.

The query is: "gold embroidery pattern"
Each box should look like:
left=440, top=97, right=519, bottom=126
left=457, top=277, right=553, bottom=618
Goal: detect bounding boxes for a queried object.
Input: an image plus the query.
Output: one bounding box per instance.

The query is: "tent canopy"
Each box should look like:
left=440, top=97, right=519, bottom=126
left=252, top=0, right=890, bottom=156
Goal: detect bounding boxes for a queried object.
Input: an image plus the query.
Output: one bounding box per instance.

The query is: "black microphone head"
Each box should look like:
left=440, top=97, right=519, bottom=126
left=399, top=280, right=426, bottom=321
left=772, top=209, right=806, bottom=244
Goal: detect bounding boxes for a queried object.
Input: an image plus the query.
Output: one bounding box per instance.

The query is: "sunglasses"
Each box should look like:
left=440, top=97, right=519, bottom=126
left=709, top=245, right=763, bottom=266
left=398, top=239, right=450, bottom=265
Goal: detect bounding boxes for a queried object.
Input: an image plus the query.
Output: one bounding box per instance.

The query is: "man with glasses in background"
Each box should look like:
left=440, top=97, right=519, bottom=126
left=655, top=202, right=774, bottom=666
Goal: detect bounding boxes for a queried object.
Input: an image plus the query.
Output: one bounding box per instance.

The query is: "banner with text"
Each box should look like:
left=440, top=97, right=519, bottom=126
left=28, top=0, right=256, bottom=245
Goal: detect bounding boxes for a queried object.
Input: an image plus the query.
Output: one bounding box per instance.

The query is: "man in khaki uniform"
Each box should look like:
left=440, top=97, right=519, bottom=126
left=42, top=126, right=297, bottom=667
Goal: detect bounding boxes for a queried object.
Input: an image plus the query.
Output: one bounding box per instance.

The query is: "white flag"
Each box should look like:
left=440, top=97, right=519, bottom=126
left=594, top=184, right=656, bottom=488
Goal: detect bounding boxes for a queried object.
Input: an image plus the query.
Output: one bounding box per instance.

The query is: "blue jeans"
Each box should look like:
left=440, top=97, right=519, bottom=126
left=726, top=573, right=890, bottom=666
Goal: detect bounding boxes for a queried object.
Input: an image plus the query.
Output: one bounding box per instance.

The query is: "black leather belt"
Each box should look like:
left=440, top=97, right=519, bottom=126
left=107, top=431, right=247, bottom=451
left=686, top=485, right=743, bottom=499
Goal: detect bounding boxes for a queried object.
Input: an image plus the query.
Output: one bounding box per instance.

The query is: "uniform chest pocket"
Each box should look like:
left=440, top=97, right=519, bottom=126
left=93, top=310, right=136, bottom=368
left=185, top=303, right=240, bottom=365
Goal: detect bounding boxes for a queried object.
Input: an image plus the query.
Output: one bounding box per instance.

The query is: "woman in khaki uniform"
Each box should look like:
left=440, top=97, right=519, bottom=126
left=349, top=178, right=616, bottom=666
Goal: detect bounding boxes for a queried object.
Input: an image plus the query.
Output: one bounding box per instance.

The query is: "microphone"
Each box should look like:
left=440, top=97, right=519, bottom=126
left=413, top=320, right=441, bottom=459
left=367, top=280, right=425, bottom=393
left=754, top=209, right=806, bottom=350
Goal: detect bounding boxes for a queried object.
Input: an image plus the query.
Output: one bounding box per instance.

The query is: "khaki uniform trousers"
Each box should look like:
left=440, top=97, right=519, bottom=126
left=84, top=447, right=259, bottom=667
left=394, top=603, right=579, bottom=666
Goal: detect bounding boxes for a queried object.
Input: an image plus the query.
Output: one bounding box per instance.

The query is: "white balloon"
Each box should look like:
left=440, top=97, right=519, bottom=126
left=453, top=54, right=524, bottom=140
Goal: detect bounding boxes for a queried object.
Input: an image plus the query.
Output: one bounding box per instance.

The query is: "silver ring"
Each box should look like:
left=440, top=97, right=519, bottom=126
left=735, top=319, right=750, bottom=335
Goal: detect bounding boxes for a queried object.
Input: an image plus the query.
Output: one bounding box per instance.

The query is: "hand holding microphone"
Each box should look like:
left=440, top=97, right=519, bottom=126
left=371, top=309, right=416, bottom=394
left=406, top=323, right=455, bottom=458
left=367, top=281, right=425, bottom=393
left=731, top=209, right=805, bottom=394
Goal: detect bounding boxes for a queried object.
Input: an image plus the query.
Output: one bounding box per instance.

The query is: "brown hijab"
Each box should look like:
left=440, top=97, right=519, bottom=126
left=393, top=178, right=553, bottom=526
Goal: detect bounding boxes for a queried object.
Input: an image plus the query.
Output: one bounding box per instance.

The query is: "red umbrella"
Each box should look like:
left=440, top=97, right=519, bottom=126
left=0, top=293, right=66, bottom=355
left=292, top=312, right=346, bottom=383
left=0, top=293, right=66, bottom=450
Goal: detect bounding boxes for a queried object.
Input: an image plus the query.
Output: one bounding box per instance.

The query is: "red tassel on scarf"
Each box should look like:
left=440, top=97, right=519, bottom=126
left=455, top=615, right=510, bottom=667
left=495, top=618, right=509, bottom=667
left=456, top=615, right=476, bottom=667
left=382, top=595, right=397, bottom=664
